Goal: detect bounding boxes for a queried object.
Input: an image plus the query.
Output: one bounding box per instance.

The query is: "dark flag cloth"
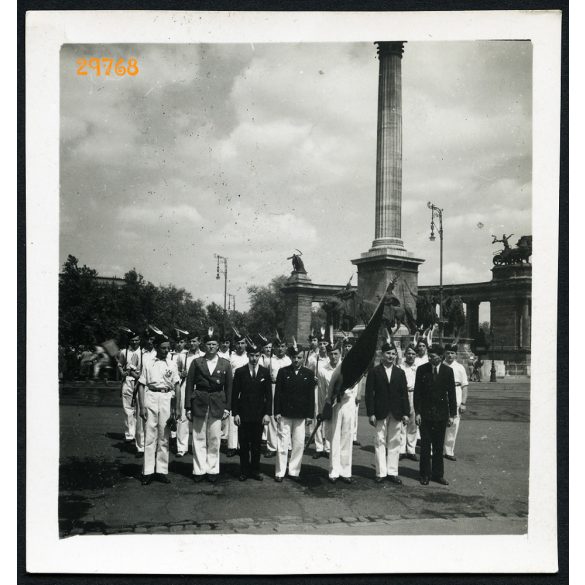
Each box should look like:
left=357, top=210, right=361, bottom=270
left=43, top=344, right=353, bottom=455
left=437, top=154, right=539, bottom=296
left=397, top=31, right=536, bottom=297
left=329, top=282, right=389, bottom=401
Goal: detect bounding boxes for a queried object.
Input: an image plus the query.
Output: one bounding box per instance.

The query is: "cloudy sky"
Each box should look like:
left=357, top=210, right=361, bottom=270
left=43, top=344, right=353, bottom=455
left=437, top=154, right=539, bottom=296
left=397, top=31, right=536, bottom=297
left=60, top=41, right=532, bottom=311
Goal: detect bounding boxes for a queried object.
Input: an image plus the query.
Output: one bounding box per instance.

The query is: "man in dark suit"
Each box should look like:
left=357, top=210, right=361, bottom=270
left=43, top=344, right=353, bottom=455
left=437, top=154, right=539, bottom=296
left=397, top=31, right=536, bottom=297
left=184, top=332, right=233, bottom=484
left=232, top=341, right=272, bottom=481
left=365, top=342, right=410, bottom=484
left=273, top=345, right=315, bottom=482
left=414, top=343, right=457, bottom=485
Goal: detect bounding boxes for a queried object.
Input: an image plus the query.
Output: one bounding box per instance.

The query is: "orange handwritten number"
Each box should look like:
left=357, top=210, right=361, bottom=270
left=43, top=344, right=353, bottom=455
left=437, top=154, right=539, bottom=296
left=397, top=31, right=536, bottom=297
left=102, top=58, right=113, bottom=76
left=88, top=57, right=101, bottom=76
left=127, top=58, right=139, bottom=76
left=76, top=58, right=87, bottom=76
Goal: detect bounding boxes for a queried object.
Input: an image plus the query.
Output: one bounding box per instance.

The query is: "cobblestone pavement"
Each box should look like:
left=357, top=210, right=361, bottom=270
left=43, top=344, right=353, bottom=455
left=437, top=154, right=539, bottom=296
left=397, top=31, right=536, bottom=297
left=59, top=381, right=530, bottom=537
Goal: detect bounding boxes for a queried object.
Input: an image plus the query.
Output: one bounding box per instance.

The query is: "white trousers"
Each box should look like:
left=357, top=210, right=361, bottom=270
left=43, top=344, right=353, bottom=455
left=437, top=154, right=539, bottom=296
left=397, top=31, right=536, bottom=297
left=143, top=391, right=172, bottom=475
left=444, top=386, right=463, bottom=456
left=374, top=414, right=403, bottom=478
left=121, top=379, right=136, bottom=440
left=192, top=411, right=222, bottom=475
left=135, top=406, right=144, bottom=452
left=227, top=414, right=239, bottom=450
left=352, top=402, right=359, bottom=441
left=400, top=392, right=417, bottom=454
left=176, top=412, right=190, bottom=454
left=276, top=417, right=305, bottom=478
left=329, top=398, right=355, bottom=479
left=265, top=383, right=278, bottom=451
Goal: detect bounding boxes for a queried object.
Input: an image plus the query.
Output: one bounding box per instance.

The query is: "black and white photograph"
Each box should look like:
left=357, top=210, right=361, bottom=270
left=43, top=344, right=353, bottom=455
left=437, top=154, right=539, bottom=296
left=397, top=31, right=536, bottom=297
left=26, top=10, right=561, bottom=575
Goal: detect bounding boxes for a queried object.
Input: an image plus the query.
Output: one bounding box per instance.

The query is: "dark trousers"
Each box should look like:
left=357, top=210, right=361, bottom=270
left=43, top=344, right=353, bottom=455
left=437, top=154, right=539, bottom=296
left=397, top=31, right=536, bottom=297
left=239, top=421, right=263, bottom=475
left=419, top=419, right=448, bottom=479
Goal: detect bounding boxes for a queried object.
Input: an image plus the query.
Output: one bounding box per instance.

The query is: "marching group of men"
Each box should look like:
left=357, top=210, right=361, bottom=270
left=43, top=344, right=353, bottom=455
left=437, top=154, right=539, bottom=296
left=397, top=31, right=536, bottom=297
left=117, top=327, right=468, bottom=487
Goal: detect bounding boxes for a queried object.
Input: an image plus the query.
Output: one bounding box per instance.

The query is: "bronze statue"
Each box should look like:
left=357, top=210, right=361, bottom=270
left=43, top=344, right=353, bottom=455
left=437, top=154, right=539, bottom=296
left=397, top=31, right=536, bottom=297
left=287, top=249, right=306, bottom=273
left=492, top=234, right=532, bottom=265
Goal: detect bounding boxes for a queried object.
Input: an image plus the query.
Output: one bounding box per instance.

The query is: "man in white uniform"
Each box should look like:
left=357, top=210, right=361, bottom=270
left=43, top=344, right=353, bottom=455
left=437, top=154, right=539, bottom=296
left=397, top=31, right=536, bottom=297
left=308, top=334, right=331, bottom=458
left=265, top=338, right=291, bottom=458
left=137, top=333, right=181, bottom=485
left=322, top=346, right=358, bottom=483
left=118, top=332, right=141, bottom=444
left=227, top=334, right=249, bottom=457
left=399, top=344, right=419, bottom=461
left=175, top=333, right=203, bottom=457
left=443, top=342, right=469, bottom=461
left=414, top=338, right=429, bottom=368
left=257, top=335, right=273, bottom=445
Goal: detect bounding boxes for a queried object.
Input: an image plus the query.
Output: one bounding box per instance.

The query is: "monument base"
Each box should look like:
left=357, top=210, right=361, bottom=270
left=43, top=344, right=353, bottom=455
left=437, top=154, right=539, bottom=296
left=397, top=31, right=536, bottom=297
left=352, top=248, right=424, bottom=317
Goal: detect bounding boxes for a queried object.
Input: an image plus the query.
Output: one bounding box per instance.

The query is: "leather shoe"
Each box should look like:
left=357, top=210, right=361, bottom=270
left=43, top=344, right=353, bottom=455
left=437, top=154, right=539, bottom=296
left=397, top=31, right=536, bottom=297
left=375, top=476, right=385, bottom=484
left=399, top=453, right=407, bottom=460
left=420, top=476, right=429, bottom=485
left=157, top=474, right=171, bottom=484
left=135, top=451, right=144, bottom=459
left=250, top=473, right=263, bottom=481
left=444, top=454, right=457, bottom=461
left=312, top=452, right=322, bottom=459
left=141, top=474, right=153, bottom=486
left=176, top=452, right=186, bottom=458
left=226, top=449, right=237, bottom=458
left=341, top=477, right=353, bottom=484
left=193, top=474, right=206, bottom=483
left=432, top=477, right=449, bottom=485
left=239, top=474, right=247, bottom=481
left=352, top=440, right=361, bottom=446
left=328, top=477, right=337, bottom=484
left=407, top=454, right=419, bottom=462
left=264, top=451, right=276, bottom=458
left=387, top=475, right=402, bottom=485
left=274, top=476, right=284, bottom=483
left=207, top=474, right=219, bottom=483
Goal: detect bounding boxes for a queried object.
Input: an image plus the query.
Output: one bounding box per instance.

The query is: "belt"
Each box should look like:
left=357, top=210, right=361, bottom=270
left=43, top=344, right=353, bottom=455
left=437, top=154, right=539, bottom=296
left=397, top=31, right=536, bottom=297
left=147, top=387, right=173, bottom=393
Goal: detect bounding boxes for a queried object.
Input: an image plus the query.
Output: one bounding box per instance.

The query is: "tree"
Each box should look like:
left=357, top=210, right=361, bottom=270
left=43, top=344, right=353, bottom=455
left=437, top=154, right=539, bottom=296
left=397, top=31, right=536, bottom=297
left=246, top=275, right=288, bottom=335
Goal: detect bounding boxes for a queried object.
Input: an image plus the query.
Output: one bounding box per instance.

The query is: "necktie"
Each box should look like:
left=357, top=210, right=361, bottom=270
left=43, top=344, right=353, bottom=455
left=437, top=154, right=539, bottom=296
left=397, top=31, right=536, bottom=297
left=433, top=366, right=438, bottom=381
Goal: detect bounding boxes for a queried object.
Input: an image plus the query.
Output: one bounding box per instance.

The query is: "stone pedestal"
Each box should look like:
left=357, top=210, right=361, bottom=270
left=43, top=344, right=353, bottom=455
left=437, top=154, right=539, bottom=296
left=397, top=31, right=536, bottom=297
left=351, top=251, right=424, bottom=320
left=281, top=272, right=314, bottom=343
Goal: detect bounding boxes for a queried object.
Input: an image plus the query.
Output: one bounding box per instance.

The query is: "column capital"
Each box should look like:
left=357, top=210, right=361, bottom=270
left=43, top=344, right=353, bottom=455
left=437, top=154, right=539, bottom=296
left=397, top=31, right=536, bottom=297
left=375, top=41, right=406, bottom=58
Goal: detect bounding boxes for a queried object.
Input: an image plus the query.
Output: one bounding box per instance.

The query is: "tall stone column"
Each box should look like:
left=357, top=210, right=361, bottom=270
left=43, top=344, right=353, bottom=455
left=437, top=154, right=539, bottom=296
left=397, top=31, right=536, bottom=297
left=352, top=42, right=423, bottom=329
left=372, top=41, right=405, bottom=251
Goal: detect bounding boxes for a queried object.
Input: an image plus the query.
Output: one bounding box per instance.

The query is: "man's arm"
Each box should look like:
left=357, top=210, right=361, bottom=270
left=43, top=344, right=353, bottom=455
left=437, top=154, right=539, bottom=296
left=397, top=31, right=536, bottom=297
left=446, top=368, right=458, bottom=419
left=398, top=369, right=410, bottom=418
left=224, top=362, right=233, bottom=413
left=274, top=368, right=284, bottom=419
left=137, top=383, right=146, bottom=419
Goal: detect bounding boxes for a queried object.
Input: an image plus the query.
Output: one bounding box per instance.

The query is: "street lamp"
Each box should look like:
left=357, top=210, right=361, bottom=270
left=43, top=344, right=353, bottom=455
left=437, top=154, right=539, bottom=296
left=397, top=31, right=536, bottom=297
left=428, top=201, right=444, bottom=342
left=214, top=254, right=228, bottom=332
left=489, top=326, right=497, bottom=383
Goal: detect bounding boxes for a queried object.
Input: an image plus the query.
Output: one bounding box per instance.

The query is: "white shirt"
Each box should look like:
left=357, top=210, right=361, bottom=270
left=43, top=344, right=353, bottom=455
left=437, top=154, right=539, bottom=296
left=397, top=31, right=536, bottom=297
left=414, top=354, right=429, bottom=368
left=445, top=360, right=468, bottom=387
left=205, top=355, right=219, bottom=375
left=138, top=356, right=180, bottom=391
left=218, top=350, right=230, bottom=360
left=230, top=351, right=249, bottom=375
left=178, top=350, right=203, bottom=383
left=384, top=364, right=394, bottom=383
left=249, top=364, right=258, bottom=378
left=269, top=354, right=292, bottom=383
left=399, top=362, right=417, bottom=391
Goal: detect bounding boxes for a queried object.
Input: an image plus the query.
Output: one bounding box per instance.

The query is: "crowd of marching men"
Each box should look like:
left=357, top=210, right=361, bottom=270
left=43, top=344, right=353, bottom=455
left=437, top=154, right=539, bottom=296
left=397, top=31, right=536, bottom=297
left=115, top=324, right=468, bottom=487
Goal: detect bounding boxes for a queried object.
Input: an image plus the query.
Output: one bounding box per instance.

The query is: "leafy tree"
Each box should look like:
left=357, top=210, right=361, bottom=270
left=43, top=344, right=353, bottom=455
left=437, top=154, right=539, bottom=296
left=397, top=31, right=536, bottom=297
left=246, top=275, right=288, bottom=335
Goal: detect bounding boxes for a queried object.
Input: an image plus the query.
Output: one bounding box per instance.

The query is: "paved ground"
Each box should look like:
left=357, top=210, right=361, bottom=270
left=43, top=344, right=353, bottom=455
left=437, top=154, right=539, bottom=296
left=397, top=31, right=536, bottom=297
left=59, top=380, right=530, bottom=537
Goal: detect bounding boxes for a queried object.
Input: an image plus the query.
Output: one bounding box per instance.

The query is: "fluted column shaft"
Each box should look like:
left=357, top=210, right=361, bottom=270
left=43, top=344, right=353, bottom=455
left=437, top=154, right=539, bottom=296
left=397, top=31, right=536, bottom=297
left=372, top=41, right=405, bottom=251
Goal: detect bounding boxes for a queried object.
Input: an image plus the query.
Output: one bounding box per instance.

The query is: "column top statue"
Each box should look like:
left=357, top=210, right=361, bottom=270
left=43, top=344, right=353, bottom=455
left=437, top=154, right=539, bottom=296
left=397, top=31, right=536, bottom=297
left=375, top=41, right=406, bottom=58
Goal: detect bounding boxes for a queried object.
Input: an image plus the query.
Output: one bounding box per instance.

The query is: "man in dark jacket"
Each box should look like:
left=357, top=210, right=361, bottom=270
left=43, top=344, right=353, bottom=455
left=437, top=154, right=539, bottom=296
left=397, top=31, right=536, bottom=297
left=185, top=332, right=233, bottom=483
left=273, top=345, right=315, bottom=482
left=414, top=344, right=457, bottom=485
left=365, top=342, right=410, bottom=484
left=232, top=341, right=272, bottom=481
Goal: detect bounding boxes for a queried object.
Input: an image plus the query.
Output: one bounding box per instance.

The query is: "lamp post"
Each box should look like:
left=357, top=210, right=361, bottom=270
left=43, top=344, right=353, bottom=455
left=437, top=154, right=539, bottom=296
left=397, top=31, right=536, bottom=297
left=215, top=254, right=228, bottom=333
left=428, top=201, right=444, bottom=343
left=489, top=326, right=497, bottom=383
